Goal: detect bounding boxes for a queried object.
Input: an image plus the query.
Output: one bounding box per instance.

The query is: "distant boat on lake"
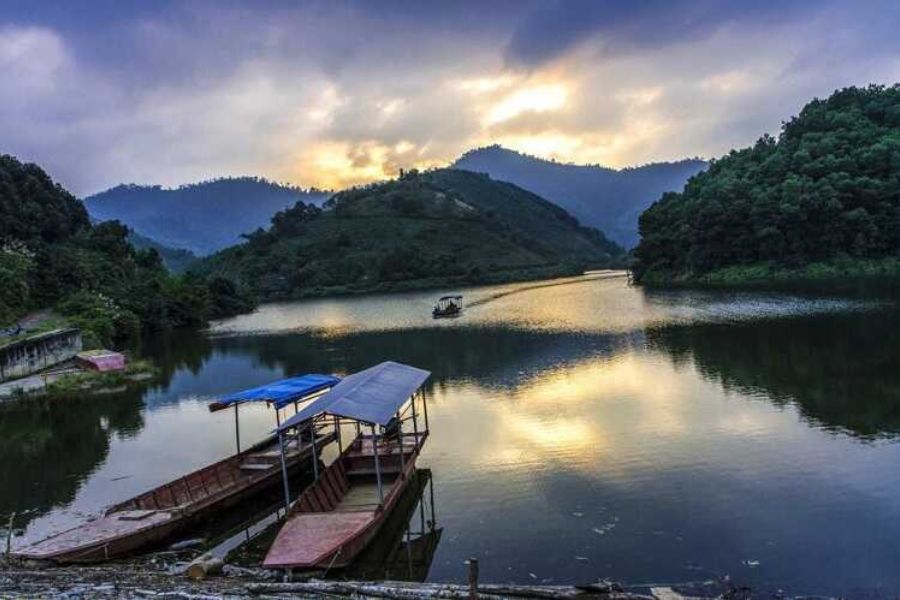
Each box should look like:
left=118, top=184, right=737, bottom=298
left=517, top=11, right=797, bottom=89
left=432, top=295, right=463, bottom=319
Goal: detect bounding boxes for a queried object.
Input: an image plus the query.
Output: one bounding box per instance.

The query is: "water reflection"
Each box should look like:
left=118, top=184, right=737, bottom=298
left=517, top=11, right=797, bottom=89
left=4, top=277, right=900, bottom=597
left=346, top=469, right=441, bottom=582
left=648, top=308, right=900, bottom=438
left=0, top=390, right=145, bottom=531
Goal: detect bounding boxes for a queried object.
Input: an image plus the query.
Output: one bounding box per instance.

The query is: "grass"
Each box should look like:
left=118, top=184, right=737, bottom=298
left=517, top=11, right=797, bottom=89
left=0, top=313, right=70, bottom=349
left=43, top=359, right=159, bottom=396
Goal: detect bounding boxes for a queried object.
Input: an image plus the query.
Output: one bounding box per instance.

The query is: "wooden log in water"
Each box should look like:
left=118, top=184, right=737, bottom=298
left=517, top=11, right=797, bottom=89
left=245, top=580, right=653, bottom=600
left=246, top=580, right=505, bottom=600
left=185, top=553, right=224, bottom=580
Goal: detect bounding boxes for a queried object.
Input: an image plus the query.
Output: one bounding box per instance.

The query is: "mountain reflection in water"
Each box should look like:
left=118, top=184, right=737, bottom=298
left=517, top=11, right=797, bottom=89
left=4, top=275, right=900, bottom=596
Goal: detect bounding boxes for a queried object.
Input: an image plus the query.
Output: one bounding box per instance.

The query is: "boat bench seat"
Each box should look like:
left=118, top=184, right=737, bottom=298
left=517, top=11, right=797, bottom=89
left=240, top=463, right=275, bottom=471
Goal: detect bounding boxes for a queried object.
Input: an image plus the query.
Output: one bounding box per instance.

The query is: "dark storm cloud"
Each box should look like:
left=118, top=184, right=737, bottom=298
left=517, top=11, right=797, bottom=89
left=505, top=0, right=820, bottom=68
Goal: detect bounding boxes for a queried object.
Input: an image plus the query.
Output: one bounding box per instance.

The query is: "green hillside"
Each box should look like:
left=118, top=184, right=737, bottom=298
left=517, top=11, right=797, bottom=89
left=454, top=145, right=706, bottom=248
left=0, top=154, right=253, bottom=347
left=635, top=85, right=900, bottom=284
left=126, top=230, right=197, bottom=274
left=195, top=169, right=624, bottom=299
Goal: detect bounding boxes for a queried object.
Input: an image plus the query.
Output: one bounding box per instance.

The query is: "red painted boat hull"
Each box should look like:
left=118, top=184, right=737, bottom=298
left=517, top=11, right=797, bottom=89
left=264, top=432, right=427, bottom=570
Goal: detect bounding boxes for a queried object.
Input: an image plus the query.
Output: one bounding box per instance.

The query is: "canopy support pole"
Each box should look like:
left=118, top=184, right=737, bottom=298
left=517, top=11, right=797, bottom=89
left=371, top=424, right=384, bottom=505
left=310, top=421, right=319, bottom=481
left=397, top=412, right=405, bottom=477
left=428, top=471, right=436, bottom=530
left=411, top=394, right=419, bottom=449
left=335, top=415, right=343, bottom=454
left=278, top=431, right=290, bottom=512
left=234, top=403, right=241, bottom=454
left=275, top=406, right=281, bottom=428
left=421, top=389, right=430, bottom=432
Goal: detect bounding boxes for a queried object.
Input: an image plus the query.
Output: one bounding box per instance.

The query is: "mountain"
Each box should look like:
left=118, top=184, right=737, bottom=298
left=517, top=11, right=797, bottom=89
left=83, top=177, right=331, bottom=255
left=0, top=154, right=253, bottom=343
left=194, top=168, right=624, bottom=300
left=126, top=230, right=197, bottom=274
left=452, top=145, right=706, bottom=248
left=635, top=85, right=900, bottom=284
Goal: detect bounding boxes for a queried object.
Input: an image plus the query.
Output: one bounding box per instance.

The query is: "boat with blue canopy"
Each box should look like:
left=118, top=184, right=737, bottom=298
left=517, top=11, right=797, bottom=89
left=263, top=361, right=431, bottom=572
left=12, top=373, right=341, bottom=563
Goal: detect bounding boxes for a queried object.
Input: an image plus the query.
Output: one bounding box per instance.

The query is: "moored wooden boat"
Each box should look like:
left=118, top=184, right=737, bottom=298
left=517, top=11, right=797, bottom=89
left=11, top=374, right=340, bottom=563
left=264, top=431, right=426, bottom=570
left=262, top=361, right=432, bottom=572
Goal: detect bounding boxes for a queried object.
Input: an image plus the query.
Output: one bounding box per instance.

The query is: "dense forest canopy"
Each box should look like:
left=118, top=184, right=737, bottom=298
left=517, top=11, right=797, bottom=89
left=0, top=155, right=253, bottom=346
left=84, top=177, right=331, bottom=255
left=194, top=168, right=624, bottom=300
left=453, top=145, right=706, bottom=248
left=635, top=85, right=900, bottom=282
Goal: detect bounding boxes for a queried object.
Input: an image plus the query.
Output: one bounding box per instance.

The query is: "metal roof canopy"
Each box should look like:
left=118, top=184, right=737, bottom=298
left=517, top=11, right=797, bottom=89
left=210, top=374, right=341, bottom=412
left=277, top=361, right=430, bottom=430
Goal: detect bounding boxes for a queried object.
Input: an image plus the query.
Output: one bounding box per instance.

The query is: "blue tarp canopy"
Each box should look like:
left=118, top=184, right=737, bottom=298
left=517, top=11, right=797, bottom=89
left=277, top=361, right=430, bottom=430
left=210, top=374, right=341, bottom=411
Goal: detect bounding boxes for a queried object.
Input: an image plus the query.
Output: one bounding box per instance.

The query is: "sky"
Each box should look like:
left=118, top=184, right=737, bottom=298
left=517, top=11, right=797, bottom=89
left=2, top=0, right=900, bottom=196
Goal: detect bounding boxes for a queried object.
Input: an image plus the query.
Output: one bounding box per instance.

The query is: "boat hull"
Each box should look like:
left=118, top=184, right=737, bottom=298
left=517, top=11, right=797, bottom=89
left=264, top=432, right=426, bottom=571
left=12, top=431, right=335, bottom=563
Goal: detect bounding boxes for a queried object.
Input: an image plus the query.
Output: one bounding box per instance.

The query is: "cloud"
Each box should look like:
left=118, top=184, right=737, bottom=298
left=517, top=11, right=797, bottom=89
left=503, top=0, right=817, bottom=68
left=1, top=1, right=900, bottom=195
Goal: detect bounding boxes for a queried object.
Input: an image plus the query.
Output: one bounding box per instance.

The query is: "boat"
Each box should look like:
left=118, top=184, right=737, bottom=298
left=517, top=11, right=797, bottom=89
left=263, top=361, right=431, bottom=572
left=11, top=373, right=340, bottom=563
left=432, top=295, right=462, bottom=318
left=345, top=468, right=442, bottom=582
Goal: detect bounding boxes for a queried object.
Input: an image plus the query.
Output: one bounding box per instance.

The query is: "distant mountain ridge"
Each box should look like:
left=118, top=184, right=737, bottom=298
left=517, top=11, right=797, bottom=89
left=194, top=169, right=624, bottom=300
left=83, top=177, right=331, bottom=255
left=452, top=145, right=707, bottom=248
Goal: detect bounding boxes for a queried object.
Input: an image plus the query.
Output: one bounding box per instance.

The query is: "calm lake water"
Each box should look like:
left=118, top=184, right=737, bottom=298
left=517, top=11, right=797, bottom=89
left=4, top=272, right=900, bottom=596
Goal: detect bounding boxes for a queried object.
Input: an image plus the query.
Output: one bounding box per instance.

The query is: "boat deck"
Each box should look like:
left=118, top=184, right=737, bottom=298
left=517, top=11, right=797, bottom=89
left=337, top=481, right=388, bottom=510
left=12, top=431, right=334, bottom=561
left=264, top=509, right=375, bottom=568
left=13, top=511, right=175, bottom=560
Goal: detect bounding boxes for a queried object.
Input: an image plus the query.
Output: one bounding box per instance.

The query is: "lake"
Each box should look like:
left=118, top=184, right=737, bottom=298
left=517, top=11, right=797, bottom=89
left=4, top=272, right=900, bottom=597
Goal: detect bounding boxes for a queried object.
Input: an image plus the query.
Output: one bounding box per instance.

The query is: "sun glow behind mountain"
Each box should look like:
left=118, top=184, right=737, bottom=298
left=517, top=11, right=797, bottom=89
left=3, top=1, right=899, bottom=194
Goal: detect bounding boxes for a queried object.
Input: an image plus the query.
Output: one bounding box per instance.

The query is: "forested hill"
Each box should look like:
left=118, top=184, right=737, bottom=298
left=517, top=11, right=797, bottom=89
left=126, top=230, right=197, bottom=274
left=0, top=154, right=253, bottom=345
left=635, top=85, right=900, bottom=284
left=452, top=145, right=706, bottom=248
left=84, top=177, right=331, bottom=255
left=194, top=169, right=624, bottom=300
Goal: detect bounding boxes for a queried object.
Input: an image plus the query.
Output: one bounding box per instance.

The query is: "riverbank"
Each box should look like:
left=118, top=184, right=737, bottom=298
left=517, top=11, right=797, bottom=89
left=253, top=262, right=627, bottom=301
left=0, top=558, right=805, bottom=600
left=0, top=358, right=157, bottom=400
left=636, top=256, right=900, bottom=288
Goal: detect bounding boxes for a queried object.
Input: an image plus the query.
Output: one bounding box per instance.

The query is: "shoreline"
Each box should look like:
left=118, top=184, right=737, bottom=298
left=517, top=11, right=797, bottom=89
left=635, top=257, right=900, bottom=291
left=227, top=263, right=626, bottom=303
left=0, top=359, right=158, bottom=401
left=0, top=558, right=816, bottom=600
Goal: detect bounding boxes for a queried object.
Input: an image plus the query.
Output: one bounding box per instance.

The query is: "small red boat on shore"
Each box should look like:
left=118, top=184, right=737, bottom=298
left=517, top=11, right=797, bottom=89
left=12, top=374, right=340, bottom=563
left=263, top=361, right=431, bottom=572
